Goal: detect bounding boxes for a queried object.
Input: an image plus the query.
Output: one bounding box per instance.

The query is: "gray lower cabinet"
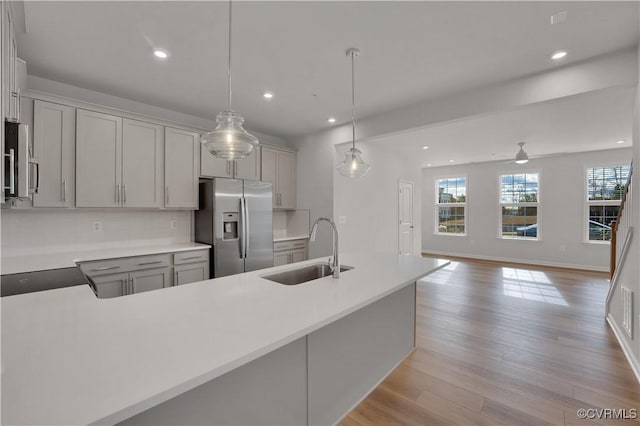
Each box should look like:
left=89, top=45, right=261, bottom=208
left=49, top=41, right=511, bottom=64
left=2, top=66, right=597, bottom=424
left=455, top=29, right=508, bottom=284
left=81, top=249, right=209, bottom=298
left=273, top=239, right=308, bottom=265
left=91, top=272, right=130, bottom=299
left=130, top=267, right=171, bottom=294
left=174, top=262, right=208, bottom=285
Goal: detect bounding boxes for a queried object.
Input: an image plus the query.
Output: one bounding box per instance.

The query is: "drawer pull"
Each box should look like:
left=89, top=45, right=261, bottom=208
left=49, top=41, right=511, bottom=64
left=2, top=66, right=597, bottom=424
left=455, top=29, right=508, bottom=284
left=181, top=256, right=202, bottom=261
left=138, top=260, right=163, bottom=266
left=91, top=266, right=120, bottom=272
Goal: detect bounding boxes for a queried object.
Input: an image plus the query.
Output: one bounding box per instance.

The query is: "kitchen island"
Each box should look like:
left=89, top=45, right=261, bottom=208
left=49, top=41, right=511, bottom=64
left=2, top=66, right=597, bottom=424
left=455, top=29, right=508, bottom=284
left=1, top=252, right=448, bottom=425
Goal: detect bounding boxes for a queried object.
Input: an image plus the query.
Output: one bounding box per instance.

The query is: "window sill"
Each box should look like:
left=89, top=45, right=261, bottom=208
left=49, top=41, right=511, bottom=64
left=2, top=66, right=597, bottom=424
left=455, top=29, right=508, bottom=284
left=582, top=240, right=611, bottom=245
left=498, top=236, right=543, bottom=242
left=434, top=232, right=467, bottom=237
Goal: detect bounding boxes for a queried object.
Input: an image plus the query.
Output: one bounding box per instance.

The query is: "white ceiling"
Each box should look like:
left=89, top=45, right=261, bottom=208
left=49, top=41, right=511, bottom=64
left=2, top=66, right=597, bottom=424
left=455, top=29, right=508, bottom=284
left=365, top=86, right=636, bottom=167
left=17, top=1, right=639, bottom=138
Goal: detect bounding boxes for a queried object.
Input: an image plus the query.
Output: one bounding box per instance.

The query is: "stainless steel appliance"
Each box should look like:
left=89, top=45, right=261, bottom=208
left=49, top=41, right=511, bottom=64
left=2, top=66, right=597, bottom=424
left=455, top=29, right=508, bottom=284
left=4, top=120, right=38, bottom=199
left=196, top=178, right=273, bottom=278
left=1, top=267, right=92, bottom=297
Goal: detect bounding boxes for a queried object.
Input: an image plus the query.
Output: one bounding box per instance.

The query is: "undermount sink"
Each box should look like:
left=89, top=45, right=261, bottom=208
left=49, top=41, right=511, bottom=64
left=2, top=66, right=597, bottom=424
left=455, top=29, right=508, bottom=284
left=262, top=263, right=354, bottom=286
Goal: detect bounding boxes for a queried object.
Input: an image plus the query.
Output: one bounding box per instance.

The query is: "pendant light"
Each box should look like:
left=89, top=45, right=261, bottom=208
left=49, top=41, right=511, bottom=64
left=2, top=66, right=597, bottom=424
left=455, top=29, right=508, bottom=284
left=201, top=0, right=258, bottom=160
left=515, top=142, right=529, bottom=164
left=336, top=48, right=371, bottom=178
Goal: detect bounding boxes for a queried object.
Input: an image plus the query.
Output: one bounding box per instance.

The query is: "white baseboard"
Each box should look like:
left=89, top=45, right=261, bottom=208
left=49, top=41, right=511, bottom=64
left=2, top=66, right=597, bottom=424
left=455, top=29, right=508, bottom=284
left=421, top=250, right=609, bottom=272
left=606, top=314, right=640, bottom=384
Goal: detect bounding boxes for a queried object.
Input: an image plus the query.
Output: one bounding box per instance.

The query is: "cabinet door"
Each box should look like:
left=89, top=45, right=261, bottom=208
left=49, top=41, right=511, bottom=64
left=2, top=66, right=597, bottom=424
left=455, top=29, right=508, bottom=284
left=277, top=151, right=296, bottom=209
left=91, top=272, right=129, bottom=299
left=201, top=144, right=232, bottom=178
left=76, top=109, right=122, bottom=207
left=274, top=251, right=290, bottom=266
left=122, top=119, right=163, bottom=208
left=291, top=248, right=307, bottom=263
left=234, top=147, right=261, bottom=181
left=261, top=147, right=278, bottom=205
left=130, top=267, right=171, bottom=294
left=174, top=262, right=209, bottom=285
left=165, top=127, right=199, bottom=209
left=33, top=101, right=76, bottom=207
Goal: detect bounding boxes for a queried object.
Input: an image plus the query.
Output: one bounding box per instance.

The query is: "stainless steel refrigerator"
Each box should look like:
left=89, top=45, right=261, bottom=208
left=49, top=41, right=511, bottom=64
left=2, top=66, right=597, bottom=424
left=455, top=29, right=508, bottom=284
left=195, top=178, right=273, bottom=278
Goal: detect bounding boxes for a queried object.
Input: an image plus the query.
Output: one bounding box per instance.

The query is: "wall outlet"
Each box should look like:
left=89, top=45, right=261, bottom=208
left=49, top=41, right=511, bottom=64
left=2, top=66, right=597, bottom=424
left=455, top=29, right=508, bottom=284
left=93, top=221, right=102, bottom=232
left=170, top=220, right=177, bottom=229
left=338, top=216, right=347, bottom=225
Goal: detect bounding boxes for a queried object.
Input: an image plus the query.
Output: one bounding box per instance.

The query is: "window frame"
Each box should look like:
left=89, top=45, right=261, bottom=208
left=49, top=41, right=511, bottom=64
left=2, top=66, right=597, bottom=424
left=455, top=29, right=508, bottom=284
left=583, top=163, right=630, bottom=244
left=434, top=174, right=467, bottom=236
left=498, top=170, right=541, bottom=241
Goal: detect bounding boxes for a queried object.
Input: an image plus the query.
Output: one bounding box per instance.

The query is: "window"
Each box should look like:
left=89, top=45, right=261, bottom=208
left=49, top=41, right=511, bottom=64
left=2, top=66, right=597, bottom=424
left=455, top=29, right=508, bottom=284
left=499, top=173, right=539, bottom=239
left=586, top=165, right=630, bottom=242
left=435, top=177, right=466, bottom=234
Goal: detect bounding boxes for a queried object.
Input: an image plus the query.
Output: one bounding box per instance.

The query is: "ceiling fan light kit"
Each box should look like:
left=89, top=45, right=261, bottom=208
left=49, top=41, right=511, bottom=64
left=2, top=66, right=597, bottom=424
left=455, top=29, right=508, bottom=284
left=202, top=0, right=259, bottom=160
left=336, top=48, right=371, bottom=179
left=515, top=142, right=529, bottom=164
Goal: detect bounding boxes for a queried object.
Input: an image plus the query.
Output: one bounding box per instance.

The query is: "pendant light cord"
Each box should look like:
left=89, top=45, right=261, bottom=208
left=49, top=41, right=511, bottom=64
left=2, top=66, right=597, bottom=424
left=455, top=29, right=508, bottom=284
left=351, top=50, right=356, bottom=150
left=227, top=0, right=233, bottom=112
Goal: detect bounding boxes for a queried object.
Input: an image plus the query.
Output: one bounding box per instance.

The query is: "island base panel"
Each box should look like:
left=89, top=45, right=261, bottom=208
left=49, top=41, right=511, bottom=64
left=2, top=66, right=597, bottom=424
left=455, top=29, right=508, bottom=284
left=307, top=282, right=416, bottom=425
left=119, top=337, right=308, bottom=426
left=119, top=282, right=416, bottom=426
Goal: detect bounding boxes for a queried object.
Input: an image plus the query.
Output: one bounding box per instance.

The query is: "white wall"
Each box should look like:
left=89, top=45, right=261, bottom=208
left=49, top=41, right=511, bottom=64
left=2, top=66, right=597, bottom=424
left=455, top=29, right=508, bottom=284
left=1, top=209, right=192, bottom=257
left=334, top=142, right=422, bottom=256
left=421, top=148, right=632, bottom=271
left=606, top=40, right=640, bottom=380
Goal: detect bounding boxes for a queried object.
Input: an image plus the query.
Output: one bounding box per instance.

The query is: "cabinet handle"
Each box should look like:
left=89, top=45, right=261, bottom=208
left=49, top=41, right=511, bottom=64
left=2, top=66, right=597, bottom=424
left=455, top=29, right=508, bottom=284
left=116, top=184, right=120, bottom=203
left=4, top=149, right=15, bottom=194
left=62, top=180, right=66, bottom=203
left=165, top=187, right=169, bottom=205
left=180, top=256, right=201, bottom=261
left=123, top=184, right=127, bottom=204
left=91, top=265, right=121, bottom=272
left=129, top=277, right=133, bottom=294
left=138, top=260, right=163, bottom=266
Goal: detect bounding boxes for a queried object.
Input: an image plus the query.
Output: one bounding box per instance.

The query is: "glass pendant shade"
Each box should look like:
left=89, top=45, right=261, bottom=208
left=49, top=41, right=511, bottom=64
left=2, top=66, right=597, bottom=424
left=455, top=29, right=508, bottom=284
left=336, top=147, right=370, bottom=178
left=202, top=111, right=258, bottom=160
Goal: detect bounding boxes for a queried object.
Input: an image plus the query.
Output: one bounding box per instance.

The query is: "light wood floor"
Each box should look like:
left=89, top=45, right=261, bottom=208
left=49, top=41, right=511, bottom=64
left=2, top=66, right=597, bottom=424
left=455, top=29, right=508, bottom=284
left=340, top=258, right=639, bottom=426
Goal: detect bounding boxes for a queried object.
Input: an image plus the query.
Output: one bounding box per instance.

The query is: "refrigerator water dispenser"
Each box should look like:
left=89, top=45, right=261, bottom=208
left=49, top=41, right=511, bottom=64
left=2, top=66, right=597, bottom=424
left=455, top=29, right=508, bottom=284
left=223, top=212, right=239, bottom=240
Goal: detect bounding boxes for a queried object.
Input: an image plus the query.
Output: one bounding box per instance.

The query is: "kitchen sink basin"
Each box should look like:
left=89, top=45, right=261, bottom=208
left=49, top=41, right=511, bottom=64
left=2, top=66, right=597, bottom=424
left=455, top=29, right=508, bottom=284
left=262, top=263, right=354, bottom=286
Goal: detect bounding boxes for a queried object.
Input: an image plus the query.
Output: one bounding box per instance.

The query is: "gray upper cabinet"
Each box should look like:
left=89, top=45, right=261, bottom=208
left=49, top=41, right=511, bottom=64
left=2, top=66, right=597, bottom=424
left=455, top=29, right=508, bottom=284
left=165, top=127, right=199, bottom=209
left=122, top=119, right=164, bottom=208
left=76, top=110, right=165, bottom=208
left=33, top=100, right=76, bottom=208
left=200, top=144, right=260, bottom=181
left=76, top=109, right=122, bottom=208
left=261, top=146, right=296, bottom=209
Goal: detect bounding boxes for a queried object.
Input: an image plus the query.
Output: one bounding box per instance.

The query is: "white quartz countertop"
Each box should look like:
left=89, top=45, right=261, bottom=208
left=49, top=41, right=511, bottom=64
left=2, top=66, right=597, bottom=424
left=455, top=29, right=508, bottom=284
left=1, top=252, right=448, bottom=426
left=273, top=234, right=310, bottom=242
left=1, top=242, right=211, bottom=275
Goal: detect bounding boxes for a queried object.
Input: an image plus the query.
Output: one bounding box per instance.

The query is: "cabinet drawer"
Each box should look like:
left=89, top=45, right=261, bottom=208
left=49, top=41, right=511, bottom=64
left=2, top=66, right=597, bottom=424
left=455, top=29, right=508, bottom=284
left=274, top=239, right=307, bottom=252
left=80, top=254, right=171, bottom=276
left=174, top=249, right=209, bottom=265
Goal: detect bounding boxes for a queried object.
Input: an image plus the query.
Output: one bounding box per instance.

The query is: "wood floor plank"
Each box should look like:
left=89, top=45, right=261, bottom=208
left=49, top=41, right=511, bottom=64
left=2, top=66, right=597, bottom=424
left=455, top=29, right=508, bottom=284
left=339, top=258, right=638, bottom=426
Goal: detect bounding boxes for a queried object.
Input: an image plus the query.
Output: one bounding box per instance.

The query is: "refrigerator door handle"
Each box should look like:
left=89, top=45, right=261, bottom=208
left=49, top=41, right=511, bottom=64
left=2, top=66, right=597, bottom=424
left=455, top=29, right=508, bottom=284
left=244, top=198, right=250, bottom=258
left=239, top=197, right=246, bottom=259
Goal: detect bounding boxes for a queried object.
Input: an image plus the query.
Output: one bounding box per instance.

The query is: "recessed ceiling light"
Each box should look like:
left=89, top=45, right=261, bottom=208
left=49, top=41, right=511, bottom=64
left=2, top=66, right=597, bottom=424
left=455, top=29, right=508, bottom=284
left=263, top=92, right=274, bottom=99
left=427, top=163, right=432, bottom=167
left=328, top=117, right=336, bottom=123
left=449, top=159, right=455, bottom=163
left=153, top=49, right=169, bottom=59
left=422, top=146, right=429, bottom=150
left=550, top=50, right=567, bottom=60
left=616, top=139, right=625, bottom=144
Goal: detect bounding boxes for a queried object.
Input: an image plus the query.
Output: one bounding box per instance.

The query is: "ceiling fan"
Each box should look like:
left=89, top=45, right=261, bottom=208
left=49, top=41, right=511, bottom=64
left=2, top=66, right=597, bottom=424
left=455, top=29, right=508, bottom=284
left=493, top=142, right=568, bottom=164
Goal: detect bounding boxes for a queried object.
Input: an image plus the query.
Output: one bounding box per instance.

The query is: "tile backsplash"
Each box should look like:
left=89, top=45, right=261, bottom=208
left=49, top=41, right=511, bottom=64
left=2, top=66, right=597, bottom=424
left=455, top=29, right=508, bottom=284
left=1, top=209, right=192, bottom=257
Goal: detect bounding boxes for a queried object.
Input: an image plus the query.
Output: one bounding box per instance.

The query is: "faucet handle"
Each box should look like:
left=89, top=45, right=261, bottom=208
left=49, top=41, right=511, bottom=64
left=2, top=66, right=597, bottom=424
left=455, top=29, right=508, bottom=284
left=327, top=257, right=334, bottom=270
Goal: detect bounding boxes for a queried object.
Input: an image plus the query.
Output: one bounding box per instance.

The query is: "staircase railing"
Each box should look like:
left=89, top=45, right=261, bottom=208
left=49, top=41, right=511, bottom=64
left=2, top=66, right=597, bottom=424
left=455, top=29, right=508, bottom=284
left=609, top=161, right=633, bottom=281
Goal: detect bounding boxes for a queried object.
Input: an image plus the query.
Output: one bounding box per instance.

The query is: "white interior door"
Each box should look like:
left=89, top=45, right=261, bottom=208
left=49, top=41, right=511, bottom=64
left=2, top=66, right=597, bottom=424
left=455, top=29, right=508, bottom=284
left=398, top=180, right=414, bottom=256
